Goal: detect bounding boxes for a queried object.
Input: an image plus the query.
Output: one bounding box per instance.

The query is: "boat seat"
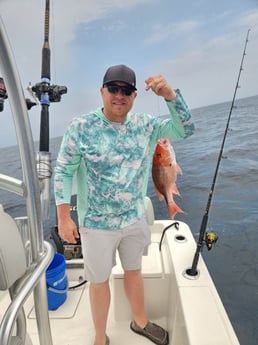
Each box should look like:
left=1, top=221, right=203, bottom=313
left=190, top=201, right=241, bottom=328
left=0, top=205, right=27, bottom=291
left=0, top=205, right=27, bottom=345
left=0, top=205, right=54, bottom=345
left=145, top=196, right=154, bottom=226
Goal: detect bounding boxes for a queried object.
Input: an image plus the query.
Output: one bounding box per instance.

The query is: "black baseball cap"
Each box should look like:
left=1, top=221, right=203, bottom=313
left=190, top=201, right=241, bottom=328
left=103, top=64, right=137, bottom=90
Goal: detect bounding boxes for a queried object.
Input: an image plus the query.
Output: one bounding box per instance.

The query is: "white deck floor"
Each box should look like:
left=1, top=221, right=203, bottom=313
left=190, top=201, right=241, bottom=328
left=0, top=221, right=240, bottom=345
left=24, top=279, right=167, bottom=345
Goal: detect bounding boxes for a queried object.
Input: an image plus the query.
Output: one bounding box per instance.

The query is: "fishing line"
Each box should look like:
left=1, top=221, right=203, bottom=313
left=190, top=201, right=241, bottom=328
left=50, top=0, right=57, bottom=83
left=156, top=94, right=161, bottom=116
left=187, top=28, right=251, bottom=277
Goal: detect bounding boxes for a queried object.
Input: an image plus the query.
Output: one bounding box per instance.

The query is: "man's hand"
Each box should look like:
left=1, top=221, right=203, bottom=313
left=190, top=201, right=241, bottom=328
left=57, top=204, right=80, bottom=243
left=145, top=75, right=176, bottom=101
left=58, top=218, right=79, bottom=244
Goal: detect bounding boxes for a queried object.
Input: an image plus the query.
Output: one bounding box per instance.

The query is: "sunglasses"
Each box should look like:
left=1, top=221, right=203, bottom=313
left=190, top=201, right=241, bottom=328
left=104, top=84, right=135, bottom=96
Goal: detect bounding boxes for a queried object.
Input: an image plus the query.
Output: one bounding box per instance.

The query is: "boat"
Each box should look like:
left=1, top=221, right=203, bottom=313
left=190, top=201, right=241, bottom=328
left=0, top=6, right=242, bottom=345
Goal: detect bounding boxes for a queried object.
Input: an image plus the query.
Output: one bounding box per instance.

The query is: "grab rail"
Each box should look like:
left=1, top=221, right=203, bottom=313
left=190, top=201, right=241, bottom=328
left=0, top=242, right=54, bottom=345
left=0, top=17, right=54, bottom=345
left=0, top=174, right=26, bottom=197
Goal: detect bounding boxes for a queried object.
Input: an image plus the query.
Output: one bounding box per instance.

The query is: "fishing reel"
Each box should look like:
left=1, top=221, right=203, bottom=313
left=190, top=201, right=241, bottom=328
left=31, top=82, right=67, bottom=103
left=0, top=77, right=36, bottom=111
left=205, top=231, right=218, bottom=251
left=0, top=77, right=8, bottom=112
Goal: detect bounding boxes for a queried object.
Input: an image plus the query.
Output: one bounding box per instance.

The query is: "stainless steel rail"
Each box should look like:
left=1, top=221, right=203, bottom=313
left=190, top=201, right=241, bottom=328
left=0, top=17, right=54, bottom=345
left=0, top=174, right=26, bottom=197
left=0, top=242, right=54, bottom=345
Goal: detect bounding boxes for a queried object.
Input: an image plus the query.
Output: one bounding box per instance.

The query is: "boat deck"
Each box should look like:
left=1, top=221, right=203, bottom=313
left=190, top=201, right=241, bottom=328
left=0, top=221, right=240, bottom=345
left=24, top=279, right=167, bottom=345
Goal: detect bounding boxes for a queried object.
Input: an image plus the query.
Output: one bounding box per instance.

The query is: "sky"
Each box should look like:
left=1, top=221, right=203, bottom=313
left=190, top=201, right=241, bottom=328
left=0, top=0, right=257, bottom=147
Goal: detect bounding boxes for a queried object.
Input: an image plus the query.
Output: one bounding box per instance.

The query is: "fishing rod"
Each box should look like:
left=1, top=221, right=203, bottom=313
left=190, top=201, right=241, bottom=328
left=187, top=28, right=251, bottom=277
left=40, top=0, right=51, bottom=152
left=29, top=0, right=67, bottom=219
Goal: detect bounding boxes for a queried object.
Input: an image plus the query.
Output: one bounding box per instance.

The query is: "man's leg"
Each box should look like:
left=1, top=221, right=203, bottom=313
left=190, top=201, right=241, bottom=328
left=90, top=279, right=110, bottom=345
left=121, top=220, right=168, bottom=345
left=124, top=269, right=148, bottom=328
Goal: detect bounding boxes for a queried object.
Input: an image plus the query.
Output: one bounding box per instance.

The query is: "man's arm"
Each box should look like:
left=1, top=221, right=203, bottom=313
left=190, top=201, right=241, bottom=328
left=145, top=75, right=194, bottom=139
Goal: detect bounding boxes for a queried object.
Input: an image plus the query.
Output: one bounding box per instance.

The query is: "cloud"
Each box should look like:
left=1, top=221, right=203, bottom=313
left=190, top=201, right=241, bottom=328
left=153, top=11, right=258, bottom=108
left=0, top=0, right=150, bottom=78
left=239, top=8, right=258, bottom=30
left=144, top=20, right=202, bottom=45
left=0, top=0, right=257, bottom=147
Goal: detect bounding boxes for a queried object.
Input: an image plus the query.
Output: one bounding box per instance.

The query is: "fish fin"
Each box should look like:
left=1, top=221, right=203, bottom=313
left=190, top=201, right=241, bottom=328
left=171, top=184, right=181, bottom=196
left=155, top=188, right=164, bottom=201
left=167, top=201, right=184, bottom=219
left=176, top=164, right=183, bottom=175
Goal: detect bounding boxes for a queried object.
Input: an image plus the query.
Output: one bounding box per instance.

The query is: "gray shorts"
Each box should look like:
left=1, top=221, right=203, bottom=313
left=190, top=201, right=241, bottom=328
left=79, top=217, right=151, bottom=283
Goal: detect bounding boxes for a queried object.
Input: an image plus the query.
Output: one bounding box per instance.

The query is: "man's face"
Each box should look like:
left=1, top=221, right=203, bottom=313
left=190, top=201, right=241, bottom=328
left=101, top=81, right=137, bottom=123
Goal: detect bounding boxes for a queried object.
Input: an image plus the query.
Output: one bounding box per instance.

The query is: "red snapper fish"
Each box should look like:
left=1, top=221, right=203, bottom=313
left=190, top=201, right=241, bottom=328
left=152, top=138, right=184, bottom=219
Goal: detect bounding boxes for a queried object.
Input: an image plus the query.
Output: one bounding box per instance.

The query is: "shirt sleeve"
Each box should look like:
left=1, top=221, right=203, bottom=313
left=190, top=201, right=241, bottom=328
left=54, top=119, right=82, bottom=205
left=156, top=89, right=195, bottom=141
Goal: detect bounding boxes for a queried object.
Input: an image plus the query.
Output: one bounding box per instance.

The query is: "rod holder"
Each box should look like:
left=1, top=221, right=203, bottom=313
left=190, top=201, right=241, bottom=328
left=37, top=151, right=52, bottom=220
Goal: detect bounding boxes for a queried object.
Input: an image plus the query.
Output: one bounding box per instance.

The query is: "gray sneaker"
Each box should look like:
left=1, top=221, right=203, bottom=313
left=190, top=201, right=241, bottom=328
left=130, top=321, right=169, bottom=345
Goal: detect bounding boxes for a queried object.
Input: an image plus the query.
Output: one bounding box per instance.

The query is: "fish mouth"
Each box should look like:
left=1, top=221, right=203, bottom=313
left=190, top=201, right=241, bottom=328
left=158, top=138, right=169, bottom=146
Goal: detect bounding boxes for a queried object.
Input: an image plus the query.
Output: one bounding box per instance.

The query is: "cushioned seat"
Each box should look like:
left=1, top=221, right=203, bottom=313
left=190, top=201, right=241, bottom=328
left=0, top=205, right=27, bottom=291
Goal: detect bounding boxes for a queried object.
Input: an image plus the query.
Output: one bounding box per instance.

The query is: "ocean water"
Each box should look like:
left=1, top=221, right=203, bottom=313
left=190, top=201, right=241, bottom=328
left=0, top=95, right=257, bottom=344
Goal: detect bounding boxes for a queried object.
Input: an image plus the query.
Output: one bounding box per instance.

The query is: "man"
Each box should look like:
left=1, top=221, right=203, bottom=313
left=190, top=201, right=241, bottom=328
left=54, top=64, right=194, bottom=345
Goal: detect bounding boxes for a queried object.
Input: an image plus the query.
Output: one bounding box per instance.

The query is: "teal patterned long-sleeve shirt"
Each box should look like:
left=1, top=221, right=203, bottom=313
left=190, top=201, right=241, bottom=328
left=54, top=89, right=194, bottom=229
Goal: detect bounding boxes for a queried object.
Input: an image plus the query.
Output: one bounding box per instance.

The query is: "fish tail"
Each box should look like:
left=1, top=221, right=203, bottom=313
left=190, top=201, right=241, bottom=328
left=167, top=201, right=184, bottom=219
